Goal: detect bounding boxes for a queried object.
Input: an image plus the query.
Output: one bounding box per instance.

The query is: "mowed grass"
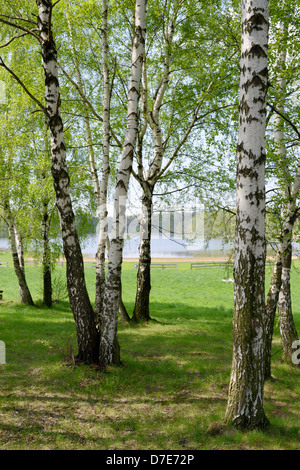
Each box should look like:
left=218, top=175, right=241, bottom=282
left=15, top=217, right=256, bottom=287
left=0, top=257, right=299, bottom=450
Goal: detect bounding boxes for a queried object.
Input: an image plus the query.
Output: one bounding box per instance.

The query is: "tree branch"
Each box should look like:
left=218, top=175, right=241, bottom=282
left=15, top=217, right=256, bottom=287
left=58, top=63, right=123, bottom=149
left=267, top=101, right=300, bottom=140
left=0, top=17, right=40, bottom=42
left=0, top=31, right=30, bottom=50
left=0, top=57, right=46, bottom=114
left=0, top=14, right=36, bottom=25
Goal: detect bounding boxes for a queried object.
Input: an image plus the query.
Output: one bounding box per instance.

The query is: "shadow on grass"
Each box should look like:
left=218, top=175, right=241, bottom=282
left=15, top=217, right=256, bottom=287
left=122, top=300, right=234, bottom=324
left=1, top=299, right=299, bottom=449
left=1, top=301, right=234, bottom=372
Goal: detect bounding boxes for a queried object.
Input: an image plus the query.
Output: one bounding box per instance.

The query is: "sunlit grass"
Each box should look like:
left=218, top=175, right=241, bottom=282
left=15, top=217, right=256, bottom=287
left=0, top=259, right=299, bottom=449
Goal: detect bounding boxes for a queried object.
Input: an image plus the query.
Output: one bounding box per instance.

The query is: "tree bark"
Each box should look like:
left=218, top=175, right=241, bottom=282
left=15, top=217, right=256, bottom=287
left=95, top=0, right=111, bottom=319
left=5, top=203, right=34, bottom=306
left=225, top=0, right=269, bottom=430
left=132, top=5, right=200, bottom=322
left=264, top=250, right=282, bottom=380
left=36, top=0, right=99, bottom=364
left=99, top=0, right=147, bottom=368
left=265, top=17, right=299, bottom=376
left=278, top=239, right=299, bottom=361
left=119, top=289, right=131, bottom=322
left=14, top=226, right=25, bottom=275
left=41, top=203, right=52, bottom=307
left=132, top=183, right=153, bottom=322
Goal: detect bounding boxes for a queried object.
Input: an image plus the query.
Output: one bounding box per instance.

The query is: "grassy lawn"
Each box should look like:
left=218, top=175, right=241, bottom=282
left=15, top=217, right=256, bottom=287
left=0, top=257, right=299, bottom=450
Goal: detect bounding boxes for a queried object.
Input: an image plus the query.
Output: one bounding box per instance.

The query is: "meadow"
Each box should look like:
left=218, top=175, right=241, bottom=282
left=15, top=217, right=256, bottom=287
left=0, top=255, right=299, bottom=450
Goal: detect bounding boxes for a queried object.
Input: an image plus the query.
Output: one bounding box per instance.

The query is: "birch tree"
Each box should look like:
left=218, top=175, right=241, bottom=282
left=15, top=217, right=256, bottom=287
left=35, top=0, right=99, bottom=362
left=225, top=0, right=270, bottom=430
left=62, top=0, right=131, bottom=322
left=65, top=7, right=104, bottom=316
left=2, top=201, right=34, bottom=305
left=131, top=0, right=237, bottom=322
left=0, top=79, right=35, bottom=306
left=264, top=4, right=300, bottom=377
left=98, top=0, right=147, bottom=367
left=0, top=0, right=101, bottom=363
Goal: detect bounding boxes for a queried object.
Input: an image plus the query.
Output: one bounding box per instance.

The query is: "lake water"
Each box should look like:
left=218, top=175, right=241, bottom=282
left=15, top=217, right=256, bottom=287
left=0, top=236, right=233, bottom=258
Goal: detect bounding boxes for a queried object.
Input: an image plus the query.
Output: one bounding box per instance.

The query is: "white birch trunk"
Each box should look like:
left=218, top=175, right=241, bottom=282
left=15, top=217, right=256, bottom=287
left=132, top=182, right=153, bottom=322
left=99, top=0, right=147, bottom=367
left=4, top=202, right=34, bottom=306
left=36, top=0, right=99, bottom=363
left=225, top=0, right=269, bottom=430
left=66, top=15, right=101, bottom=210
left=41, top=201, right=52, bottom=307
left=265, top=20, right=299, bottom=375
left=132, top=10, right=175, bottom=321
left=14, top=225, right=25, bottom=275
left=95, top=0, right=111, bottom=318
left=278, top=249, right=299, bottom=362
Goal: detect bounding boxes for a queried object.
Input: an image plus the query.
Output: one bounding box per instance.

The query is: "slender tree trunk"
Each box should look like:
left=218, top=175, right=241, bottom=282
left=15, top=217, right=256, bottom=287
left=131, top=7, right=193, bottom=324
left=41, top=204, right=52, bottom=307
left=66, top=11, right=103, bottom=311
left=264, top=250, right=283, bottom=379
left=67, top=2, right=113, bottom=320
left=66, top=15, right=101, bottom=209
left=278, top=239, right=299, bottom=361
left=265, top=211, right=298, bottom=378
left=14, top=226, right=25, bottom=275
left=119, top=287, right=131, bottom=322
left=225, top=0, right=269, bottom=430
left=106, top=237, right=131, bottom=323
left=95, top=0, right=111, bottom=318
left=99, top=0, right=147, bottom=368
left=36, top=0, right=99, bottom=364
left=264, top=55, right=287, bottom=378
left=5, top=204, right=34, bottom=306
left=264, top=18, right=299, bottom=375
left=132, top=183, right=153, bottom=322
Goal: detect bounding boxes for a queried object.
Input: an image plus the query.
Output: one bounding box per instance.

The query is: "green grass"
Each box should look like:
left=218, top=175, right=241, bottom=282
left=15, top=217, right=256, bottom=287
left=0, top=258, right=299, bottom=450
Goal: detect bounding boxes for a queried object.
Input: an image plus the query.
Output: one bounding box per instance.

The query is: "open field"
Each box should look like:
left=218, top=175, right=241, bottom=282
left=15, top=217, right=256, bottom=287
left=0, top=255, right=299, bottom=450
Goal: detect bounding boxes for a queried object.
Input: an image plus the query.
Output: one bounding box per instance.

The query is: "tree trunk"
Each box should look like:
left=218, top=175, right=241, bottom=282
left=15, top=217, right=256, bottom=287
left=264, top=251, right=283, bottom=380
left=264, top=209, right=298, bottom=378
left=36, top=0, right=99, bottom=364
left=132, top=183, right=153, bottom=322
left=95, top=0, right=111, bottom=319
left=119, top=288, right=131, bottom=323
left=14, top=226, right=25, bottom=275
left=99, top=0, right=147, bottom=368
left=41, top=205, right=52, bottom=307
left=5, top=204, right=34, bottom=306
left=264, top=18, right=298, bottom=376
left=278, top=239, right=299, bottom=362
left=225, top=0, right=269, bottom=430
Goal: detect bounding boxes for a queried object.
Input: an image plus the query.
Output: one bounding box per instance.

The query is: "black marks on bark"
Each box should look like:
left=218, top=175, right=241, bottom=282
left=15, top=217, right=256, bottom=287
left=242, top=44, right=267, bottom=60
left=250, top=13, right=268, bottom=26
left=242, top=75, right=266, bottom=94
left=239, top=167, right=259, bottom=179
left=237, top=141, right=244, bottom=154
left=258, top=67, right=268, bottom=77
left=116, top=179, right=127, bottom=192
left=240, top=96, right=250, bottom=116
left=244, top=13, right=268, bottom=34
